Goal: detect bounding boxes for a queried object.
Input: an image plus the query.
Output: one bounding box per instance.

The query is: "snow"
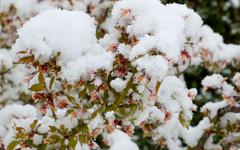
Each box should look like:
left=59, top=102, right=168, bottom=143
left=0, top=126, right=6, bottom=138
left=201, top=74, right=225, bottom=89
left=110, top=78, right=128, bottom=92
left=0, top=0, right=39, bottom=17
left=153, top=114, right=211, bottom=149
left=133, top=55, right=168, bottom=80
left=0, top=49, right=13, bottom=69
left=75, top=142, right=90, bottom=150
left=37, top=116, right=54, bottom=134
left=220, top=112, right=240, bottom=127
left=0, top=104, right=37, bottom=127
left=3, top=118, right=37, bottom=146
left=222, top=83, right=236, bottom=97
left=115, top=44, right=131, bottom=58
left=3, top=65, right=30, bottom=95
left=87, top=115, right=104, bottom=131
left=188, top=88, right=198, bottom=99
left=204, top=135, right=222, bottom=150
left=134, top=106, right=165, bottom=125
left=0, top=0, right=88, bottom=18
left=93, top=78, right=103, bottom=87
left=13, top=9, right=113, bottom=82
left=195, top=25, right=240, bottom=63
left=32, top=134, right=43, bottom=145
left=201, top=101, right=228, bottom=119
left=232, top=72, right=240, bottom=88
left=196, top=26, right=223, bottom=53
left=166, top=3, right=203, bottom=38
left=105, top=111, right=115, bottom=120
left=230, top=0, right=240, bottom=8
left=0, top=51, right=30, bottom=104
left=112, top=0, right=185, bottom=61
left=181, top=117, right=212, bottom=147
left=54, top=109, right=78, bottom=130
left=106, top=129, right=139, bottom=150
left=158, top=76, right=195, bottom=121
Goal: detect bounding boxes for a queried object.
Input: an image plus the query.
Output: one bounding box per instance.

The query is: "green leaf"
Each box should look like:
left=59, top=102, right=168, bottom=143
left=18, top=56, right=34, bottom=64
left=65, top=109, right=74, bottom=117
left=66, top=94, right=77, bottom=106
left=68, top=136, right=77, bottom=149
left=49, top=76, right=55, bottom=89
left=7, top=141, right=20, bottom=150
left=78, top=90, right=87, bottom=99
left=48, top=134, right=61, bottom=143
left=15, top=132, right=27, bottom=139
left=91, top=106, right=106, bottom=119
left=17, top=50, right=27, bottom=54
left=102, top=91, right=109, bottom=104
left=38, top=71, right=45, bottom=85
left=179, top=111, right=190, bottom=128
left=212, top=134, right=223, bottom=144
left=25, top=139, right=34, bottom=147
left=29, top=83, right=45, bottom=91
left=15, top=127, right=24, bottom=131
left=86, top=83, right=95, bottom=92
left=30, top=120, right=38, bottom=130
left=79, top=134, right=84, bottom=144
left=38, top=144, right=47, bottom=150
left=49, top=125, right=58, bottom=132
left=115, top=104, right=137, bottom=118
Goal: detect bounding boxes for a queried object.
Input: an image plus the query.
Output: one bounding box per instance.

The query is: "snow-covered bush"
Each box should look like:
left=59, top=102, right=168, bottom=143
left=0, top=0, right=240, bottom=150
left=162, top=0, right=240, bottom=44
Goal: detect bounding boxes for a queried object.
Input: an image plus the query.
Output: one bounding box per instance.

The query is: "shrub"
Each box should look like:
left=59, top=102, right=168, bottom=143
left=0, top=0, right=240, bottom=150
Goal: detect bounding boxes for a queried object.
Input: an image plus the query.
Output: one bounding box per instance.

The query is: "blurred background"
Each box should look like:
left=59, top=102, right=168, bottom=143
left=162, top=0, right=240, bottom=44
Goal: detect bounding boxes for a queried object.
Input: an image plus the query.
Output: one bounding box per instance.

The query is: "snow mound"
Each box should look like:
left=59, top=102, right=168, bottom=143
left=13, top=9, right=113, bottom=82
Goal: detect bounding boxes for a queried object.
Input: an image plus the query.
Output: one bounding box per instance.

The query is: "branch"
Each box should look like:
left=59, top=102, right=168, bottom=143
left=217, top=105, right=240, bottom=117
left=190, top=105, right=240, bottom=150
